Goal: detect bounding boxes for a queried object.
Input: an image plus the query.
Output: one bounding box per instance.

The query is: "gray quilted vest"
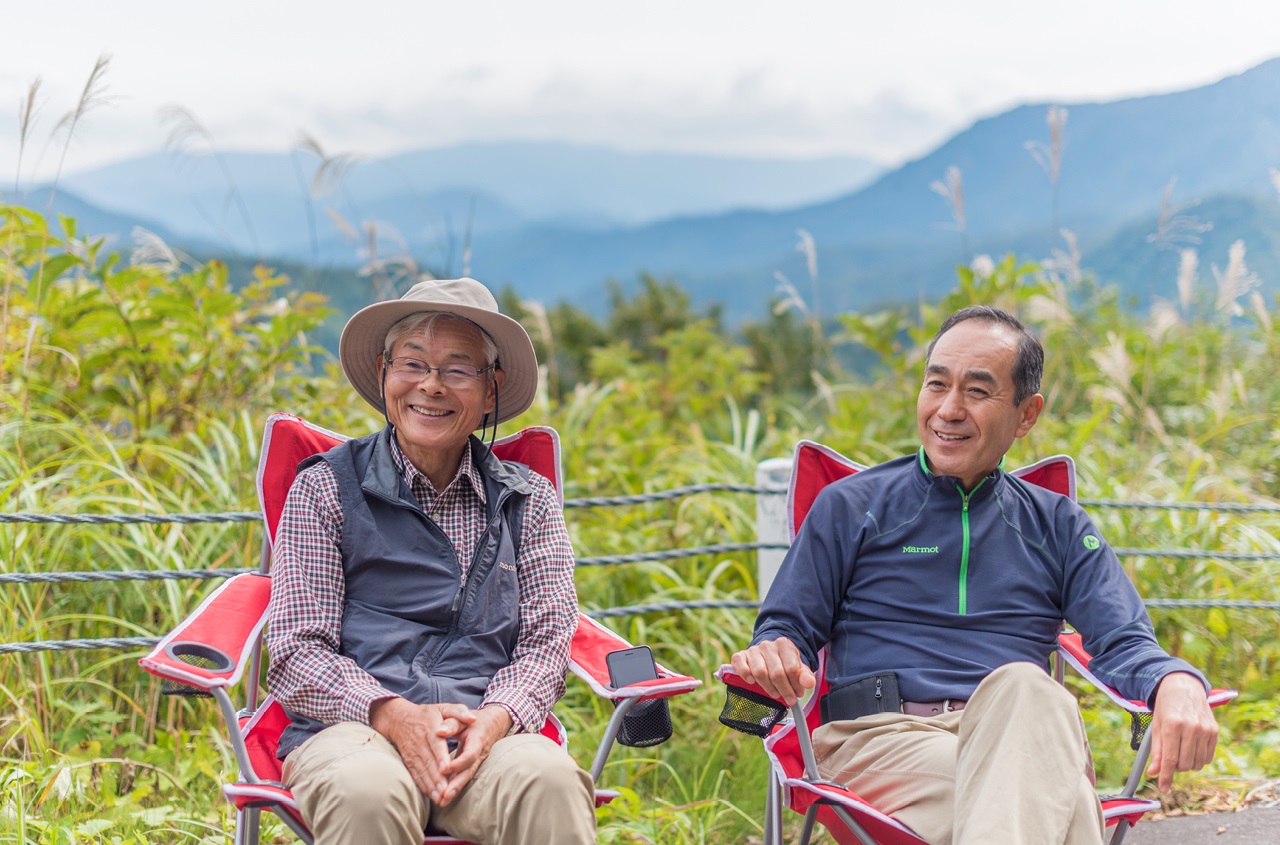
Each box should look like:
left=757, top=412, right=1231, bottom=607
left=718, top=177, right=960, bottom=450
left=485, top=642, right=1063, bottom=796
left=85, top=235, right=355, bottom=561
left=278, top=426, right=531, bottom=758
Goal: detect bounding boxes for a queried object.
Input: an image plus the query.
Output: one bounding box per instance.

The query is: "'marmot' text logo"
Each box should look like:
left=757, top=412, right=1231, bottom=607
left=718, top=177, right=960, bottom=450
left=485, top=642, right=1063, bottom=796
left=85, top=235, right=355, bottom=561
left=902, top=545, right=940, bottom=554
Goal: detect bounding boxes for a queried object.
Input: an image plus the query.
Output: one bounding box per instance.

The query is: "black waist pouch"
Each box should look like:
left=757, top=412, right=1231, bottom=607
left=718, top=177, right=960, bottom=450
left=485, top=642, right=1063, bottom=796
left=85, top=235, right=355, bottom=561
left=820, top=672, right=901, bottom=722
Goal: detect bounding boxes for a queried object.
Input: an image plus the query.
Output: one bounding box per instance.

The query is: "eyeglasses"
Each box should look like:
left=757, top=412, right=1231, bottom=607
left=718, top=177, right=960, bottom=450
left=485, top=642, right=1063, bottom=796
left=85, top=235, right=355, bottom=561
left=384, top=357, right=494, bottom=388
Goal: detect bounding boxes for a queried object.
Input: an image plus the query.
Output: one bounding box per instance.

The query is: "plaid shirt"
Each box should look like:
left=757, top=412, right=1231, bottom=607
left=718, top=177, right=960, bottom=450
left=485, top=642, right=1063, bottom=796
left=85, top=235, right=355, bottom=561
left=265, top=434, right=577, bottom=733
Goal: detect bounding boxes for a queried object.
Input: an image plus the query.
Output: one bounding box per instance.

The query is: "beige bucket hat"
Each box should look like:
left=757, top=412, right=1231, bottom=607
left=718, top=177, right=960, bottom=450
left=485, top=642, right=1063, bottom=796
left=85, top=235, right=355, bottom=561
left=339, top=277, right=538, bottom=425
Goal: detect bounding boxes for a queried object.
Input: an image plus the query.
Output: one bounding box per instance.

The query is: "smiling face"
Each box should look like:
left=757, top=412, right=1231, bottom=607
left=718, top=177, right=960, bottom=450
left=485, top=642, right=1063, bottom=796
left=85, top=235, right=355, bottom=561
left=380, top=317, right=503, bottom=488
left=916, top=319, right=1044, bottom=491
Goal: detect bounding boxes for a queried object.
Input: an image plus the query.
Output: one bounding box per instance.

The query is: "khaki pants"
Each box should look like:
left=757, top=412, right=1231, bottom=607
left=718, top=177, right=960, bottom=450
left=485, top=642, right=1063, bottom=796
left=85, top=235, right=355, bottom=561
left=813, top=662, right=1104, bottom=845
left=282, top=722, right=597, bottom=845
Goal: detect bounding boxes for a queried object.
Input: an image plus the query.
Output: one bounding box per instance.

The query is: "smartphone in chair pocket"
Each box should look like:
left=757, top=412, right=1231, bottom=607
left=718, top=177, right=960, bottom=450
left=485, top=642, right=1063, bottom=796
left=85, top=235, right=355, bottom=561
left=607, top=646, right=659, bottom=688
left=606, top=646, right=672, bottom=748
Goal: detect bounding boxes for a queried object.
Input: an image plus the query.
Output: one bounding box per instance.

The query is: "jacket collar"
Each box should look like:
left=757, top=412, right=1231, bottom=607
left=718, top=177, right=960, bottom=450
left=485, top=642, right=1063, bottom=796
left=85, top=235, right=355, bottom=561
left=913, top=446, right=1006, bottom=500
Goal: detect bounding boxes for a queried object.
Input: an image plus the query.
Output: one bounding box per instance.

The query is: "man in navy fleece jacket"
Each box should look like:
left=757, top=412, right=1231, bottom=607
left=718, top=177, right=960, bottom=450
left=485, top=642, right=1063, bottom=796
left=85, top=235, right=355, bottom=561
left=731, top=305, right=1218, bottom=845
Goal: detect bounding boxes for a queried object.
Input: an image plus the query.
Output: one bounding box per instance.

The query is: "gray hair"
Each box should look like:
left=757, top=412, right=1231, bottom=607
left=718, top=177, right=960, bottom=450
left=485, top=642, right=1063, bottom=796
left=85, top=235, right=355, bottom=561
left=925, top=305, right=1043, bottom=405
left=383, top=312, right=499, bottom=367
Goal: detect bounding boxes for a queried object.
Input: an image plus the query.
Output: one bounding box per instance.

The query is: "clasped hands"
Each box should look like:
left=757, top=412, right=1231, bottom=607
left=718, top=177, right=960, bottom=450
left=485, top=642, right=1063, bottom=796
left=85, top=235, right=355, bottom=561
left=371, top=697, right=513, bottom=806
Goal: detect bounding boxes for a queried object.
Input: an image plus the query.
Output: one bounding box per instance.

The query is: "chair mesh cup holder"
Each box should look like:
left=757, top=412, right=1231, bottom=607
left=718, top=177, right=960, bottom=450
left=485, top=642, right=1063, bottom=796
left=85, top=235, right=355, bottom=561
left=1130, top=712, right=1153, bottom=751
left=718, top=684, right=789, bottom=737
left=161, top=642, right=233, bottom=698
left=615, top=696, right=673, bottom=748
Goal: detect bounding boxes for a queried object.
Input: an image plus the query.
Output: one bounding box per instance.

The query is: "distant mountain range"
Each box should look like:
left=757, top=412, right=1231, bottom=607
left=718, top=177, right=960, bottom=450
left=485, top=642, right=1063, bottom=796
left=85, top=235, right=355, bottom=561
left=5, top=57, right=1279, bottom=324
left=38, top=141, right=882, bottom=249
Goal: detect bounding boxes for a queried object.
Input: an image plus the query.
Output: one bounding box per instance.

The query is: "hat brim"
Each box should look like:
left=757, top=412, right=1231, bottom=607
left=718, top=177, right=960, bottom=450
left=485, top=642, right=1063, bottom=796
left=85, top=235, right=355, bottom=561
left=339, top=299, right=538, bottom=425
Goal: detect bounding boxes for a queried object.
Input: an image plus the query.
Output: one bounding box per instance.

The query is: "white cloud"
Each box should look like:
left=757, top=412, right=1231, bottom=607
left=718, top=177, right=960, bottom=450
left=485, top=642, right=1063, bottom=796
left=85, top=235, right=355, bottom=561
left=2, top=0, right=1278, bottom=182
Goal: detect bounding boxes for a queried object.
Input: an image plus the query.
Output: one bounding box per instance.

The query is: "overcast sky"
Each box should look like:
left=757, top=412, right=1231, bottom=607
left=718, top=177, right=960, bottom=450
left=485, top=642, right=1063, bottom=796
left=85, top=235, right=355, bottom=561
left=4, top=0, right=1278, bottom=182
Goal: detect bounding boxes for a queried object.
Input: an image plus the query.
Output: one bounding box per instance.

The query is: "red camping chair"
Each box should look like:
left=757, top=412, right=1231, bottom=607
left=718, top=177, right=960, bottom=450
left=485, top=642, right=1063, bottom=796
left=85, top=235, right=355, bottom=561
left=140, top=413, right=701, bottom=845
left=717, top=440, right=1237, bottom=845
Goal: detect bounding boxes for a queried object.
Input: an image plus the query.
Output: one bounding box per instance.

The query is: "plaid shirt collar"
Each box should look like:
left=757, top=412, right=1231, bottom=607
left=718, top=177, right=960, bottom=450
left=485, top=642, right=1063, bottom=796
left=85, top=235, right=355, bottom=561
left=388, top=428, right=488, bottom=506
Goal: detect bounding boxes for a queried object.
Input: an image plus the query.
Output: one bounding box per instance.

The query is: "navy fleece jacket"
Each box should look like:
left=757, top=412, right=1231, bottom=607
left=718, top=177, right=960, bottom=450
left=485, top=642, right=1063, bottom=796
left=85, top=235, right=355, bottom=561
left=752, top=450, right=1205, bottom=707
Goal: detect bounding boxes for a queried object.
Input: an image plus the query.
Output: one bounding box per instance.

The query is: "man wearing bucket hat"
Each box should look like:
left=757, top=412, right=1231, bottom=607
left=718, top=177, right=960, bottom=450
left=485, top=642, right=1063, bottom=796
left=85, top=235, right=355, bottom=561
left=265, top=278, right=596, bottom=845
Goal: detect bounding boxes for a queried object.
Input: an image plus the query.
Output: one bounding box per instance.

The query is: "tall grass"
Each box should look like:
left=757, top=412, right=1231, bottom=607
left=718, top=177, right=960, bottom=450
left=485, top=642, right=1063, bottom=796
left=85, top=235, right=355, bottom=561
left=2, top=194, right=1278, bottom=842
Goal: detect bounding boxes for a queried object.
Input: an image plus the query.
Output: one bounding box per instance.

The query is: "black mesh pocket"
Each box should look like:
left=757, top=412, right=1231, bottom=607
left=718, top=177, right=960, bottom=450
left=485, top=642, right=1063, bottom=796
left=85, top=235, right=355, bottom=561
left=160, top=642, right=232, bottom=698
left=719, top=684, right=788, bottom=737
left=1130, top=711, right=1153, bottom=751
left=616, top=698, right=673, bottom=748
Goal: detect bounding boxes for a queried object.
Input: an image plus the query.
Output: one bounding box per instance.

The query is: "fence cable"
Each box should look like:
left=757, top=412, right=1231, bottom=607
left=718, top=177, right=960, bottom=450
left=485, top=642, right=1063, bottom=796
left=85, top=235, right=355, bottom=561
left=3, top=487, right=1278, bottom=654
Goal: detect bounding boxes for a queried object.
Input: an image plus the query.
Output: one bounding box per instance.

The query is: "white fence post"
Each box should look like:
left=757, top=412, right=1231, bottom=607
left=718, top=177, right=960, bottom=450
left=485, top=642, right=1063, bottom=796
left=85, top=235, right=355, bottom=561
left=755, top=457, right=792, bottom=600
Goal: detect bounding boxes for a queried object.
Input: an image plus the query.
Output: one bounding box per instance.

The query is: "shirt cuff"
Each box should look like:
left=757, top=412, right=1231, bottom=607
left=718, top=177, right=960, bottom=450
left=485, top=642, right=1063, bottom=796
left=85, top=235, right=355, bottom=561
left=482, top=691, right=532, bottom=735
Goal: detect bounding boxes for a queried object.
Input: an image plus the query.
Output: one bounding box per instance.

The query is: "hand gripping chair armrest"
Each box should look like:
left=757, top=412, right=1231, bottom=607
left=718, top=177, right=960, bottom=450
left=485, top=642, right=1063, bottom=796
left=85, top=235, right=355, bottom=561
left=1056, top=631, right=1238, bottom=716
left=1057, top=629, right=1237, bottom=845
left=716, top=666, right=792, bottom=738
left=716, top=666, right=919, bottom=845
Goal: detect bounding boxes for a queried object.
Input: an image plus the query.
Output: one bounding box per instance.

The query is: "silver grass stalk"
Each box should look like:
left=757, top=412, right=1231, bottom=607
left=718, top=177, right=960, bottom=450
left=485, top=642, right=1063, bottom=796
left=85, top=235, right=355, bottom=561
left=296, top=132, right=361, bottom=199
left=1025, top=105, right=1067, bottom=186
left=49, top=55, right=112, bottom=203
left=161, top=104, right=262, bottom=259
left=929, top=165, right=965, bottom=233
left=1176, top=248, right=1198, bottom=314
left=1248, top=291, right=1271, bottom=333
left=771, top=271, right=809, bottom=317
left=1146, top=179, right=1212, bottom=251
left=1042, top=229, right=1082, bottom=286
left=4, top=79, right=45, bottom=382
left=1149, top=299, right=1182, bottom=340
left=130, top=227, right=182, bottom=272
left=1214, top=240, right=1260, bottom=319
left=14, top=77, right=43, bottom=194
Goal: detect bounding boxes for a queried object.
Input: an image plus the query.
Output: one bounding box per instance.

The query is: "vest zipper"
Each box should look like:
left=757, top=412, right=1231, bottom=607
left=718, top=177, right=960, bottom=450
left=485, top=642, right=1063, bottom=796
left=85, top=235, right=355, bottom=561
left=435, top=489, right=512, bottom=667
left=451, top=572, right=467, bottom=613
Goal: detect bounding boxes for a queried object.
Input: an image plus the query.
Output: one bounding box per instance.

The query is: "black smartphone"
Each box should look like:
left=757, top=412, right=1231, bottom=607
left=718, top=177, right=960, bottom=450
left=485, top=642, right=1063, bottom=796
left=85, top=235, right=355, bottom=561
left=607, top=645, right=659, bottom=688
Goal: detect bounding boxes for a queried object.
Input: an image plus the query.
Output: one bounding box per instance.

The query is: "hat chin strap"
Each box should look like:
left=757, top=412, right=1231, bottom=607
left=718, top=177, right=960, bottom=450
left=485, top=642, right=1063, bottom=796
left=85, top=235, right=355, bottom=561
left=379, top=363, right=411, bottom=479
left=479, top=373, right=500, bottom=454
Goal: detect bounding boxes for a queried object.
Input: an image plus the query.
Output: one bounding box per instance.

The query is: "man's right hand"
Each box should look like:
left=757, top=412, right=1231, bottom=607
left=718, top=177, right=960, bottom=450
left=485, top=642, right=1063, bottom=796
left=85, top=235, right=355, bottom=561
left=370, top=697, right=476, bottom=805
left=730, top=636, right=816, bottom=706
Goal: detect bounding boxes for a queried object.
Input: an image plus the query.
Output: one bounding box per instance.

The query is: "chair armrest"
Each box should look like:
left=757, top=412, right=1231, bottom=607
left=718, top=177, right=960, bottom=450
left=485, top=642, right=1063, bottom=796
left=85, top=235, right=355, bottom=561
left=138, top=572, right=272, bottom=692
left=1056, top=632, right=1237, bottom=714
left=568, top=613, right=701, bottom=700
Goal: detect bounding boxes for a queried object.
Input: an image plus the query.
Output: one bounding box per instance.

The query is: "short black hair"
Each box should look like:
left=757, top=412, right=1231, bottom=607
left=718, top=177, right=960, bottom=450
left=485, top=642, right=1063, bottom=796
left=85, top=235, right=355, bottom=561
left=925, top=305, right=1043, bottom=405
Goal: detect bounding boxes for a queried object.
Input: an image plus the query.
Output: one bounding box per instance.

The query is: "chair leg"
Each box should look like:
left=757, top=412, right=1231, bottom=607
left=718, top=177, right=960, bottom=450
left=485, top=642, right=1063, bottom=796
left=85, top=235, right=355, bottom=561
left=1108, top=819, right=1133, bottom=845
left=763, top=774, right=783, bottom=845
left=831, top=805, right=881, bottom=845
left=798, top=805, right=820, bottom=845
left=235, top=807, right=259, bottom=845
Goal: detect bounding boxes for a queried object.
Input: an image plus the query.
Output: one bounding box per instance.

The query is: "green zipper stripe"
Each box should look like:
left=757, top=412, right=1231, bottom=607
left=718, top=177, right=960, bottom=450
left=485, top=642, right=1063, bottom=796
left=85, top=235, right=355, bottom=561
left=956, top=477, right=986, bottom=615
left=959, top=495, right=970, bottom=614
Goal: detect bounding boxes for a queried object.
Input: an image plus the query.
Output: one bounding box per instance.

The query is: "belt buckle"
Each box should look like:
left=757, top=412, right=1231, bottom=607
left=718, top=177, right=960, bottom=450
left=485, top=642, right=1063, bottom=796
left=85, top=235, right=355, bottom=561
left=942, top=698, right=955, bottom=713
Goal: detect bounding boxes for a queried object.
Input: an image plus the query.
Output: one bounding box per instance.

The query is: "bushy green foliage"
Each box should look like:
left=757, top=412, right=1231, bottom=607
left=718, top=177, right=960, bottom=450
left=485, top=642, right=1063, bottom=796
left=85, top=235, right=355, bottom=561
left=3, top=203, right=1278, bottom=843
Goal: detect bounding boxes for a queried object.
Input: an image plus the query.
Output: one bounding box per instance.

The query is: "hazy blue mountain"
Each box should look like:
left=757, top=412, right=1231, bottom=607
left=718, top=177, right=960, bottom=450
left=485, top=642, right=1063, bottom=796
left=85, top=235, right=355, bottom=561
left=0, top=186, right=188, bottom=252
left=464, top=58, right=1280, bottom=315
left=15, top=58, right=1280, bottom=325
left=55, top=142, right=883, bottom=258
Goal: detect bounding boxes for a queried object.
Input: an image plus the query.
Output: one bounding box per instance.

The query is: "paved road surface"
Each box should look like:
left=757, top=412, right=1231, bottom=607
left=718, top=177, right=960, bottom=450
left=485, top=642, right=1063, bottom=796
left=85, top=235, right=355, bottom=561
left=1124, top=807, right=1280, bottom=843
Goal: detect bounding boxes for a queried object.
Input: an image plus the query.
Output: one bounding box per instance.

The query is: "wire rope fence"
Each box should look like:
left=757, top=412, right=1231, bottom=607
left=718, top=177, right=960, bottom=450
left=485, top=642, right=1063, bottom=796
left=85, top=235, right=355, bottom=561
left=3, top=483, right=1279, bottom=655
